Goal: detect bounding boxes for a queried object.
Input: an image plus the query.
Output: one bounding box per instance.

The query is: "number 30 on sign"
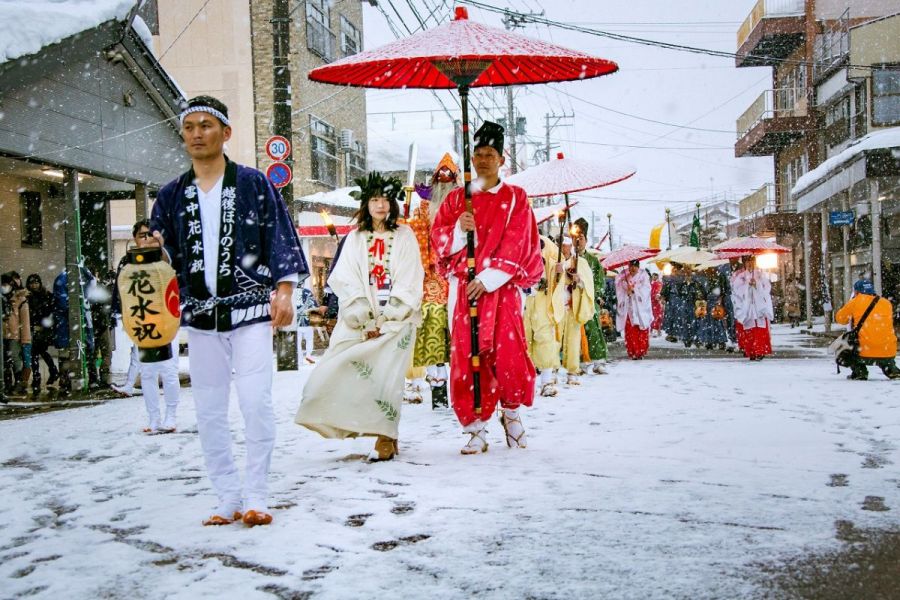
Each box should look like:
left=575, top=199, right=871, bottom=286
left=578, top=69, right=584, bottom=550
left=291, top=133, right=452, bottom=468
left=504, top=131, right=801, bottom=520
left=265, top=136, right=291, bottom=161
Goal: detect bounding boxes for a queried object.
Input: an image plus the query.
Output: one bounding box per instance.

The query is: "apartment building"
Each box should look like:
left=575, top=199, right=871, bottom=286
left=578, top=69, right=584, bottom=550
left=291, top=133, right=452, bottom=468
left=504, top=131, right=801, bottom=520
left=733, top=0, right=898, bottom=317
left=792, top=11, right=900, bottom=303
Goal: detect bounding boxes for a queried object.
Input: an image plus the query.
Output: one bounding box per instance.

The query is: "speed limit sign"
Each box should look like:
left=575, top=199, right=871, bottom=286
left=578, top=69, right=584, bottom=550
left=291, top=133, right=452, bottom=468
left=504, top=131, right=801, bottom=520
left=265, top=136, right=291, bottom=161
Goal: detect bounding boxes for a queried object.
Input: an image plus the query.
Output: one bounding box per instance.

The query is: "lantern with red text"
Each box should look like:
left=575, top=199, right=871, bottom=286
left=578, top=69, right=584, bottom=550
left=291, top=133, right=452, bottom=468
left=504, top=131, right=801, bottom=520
left=118, top=247, right=181, bottom=362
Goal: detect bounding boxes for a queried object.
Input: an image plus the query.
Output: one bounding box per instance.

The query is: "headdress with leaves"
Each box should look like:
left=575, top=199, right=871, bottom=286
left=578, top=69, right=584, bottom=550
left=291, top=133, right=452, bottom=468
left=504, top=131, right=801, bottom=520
left=350, top=172, right=404, bottom=204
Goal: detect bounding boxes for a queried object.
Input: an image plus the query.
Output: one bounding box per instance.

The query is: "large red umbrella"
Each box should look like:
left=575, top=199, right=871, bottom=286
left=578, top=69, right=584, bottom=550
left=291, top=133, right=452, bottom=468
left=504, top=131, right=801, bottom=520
left=309, top=7, right=618, bottom=414
left=601, top=246, right=661, bottom=270
left=712, top=237, right=790, bottom=256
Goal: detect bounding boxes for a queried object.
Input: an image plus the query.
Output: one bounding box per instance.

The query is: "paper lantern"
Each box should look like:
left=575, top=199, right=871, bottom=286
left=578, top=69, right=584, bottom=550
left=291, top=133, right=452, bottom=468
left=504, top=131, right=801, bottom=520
left=118, top=247, right=181, bottom=362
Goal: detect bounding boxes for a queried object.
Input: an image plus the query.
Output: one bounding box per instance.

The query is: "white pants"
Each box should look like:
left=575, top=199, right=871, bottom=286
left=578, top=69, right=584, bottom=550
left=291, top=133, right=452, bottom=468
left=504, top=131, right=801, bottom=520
left=188, top=323, right=275, bottom=513
left=140, top=343, right=180, bottom=429
left=539, top=369, right=555, bottom=386
left=297, top=326, right=315, bottom=358
left=125, top=344, right=140, bottom=389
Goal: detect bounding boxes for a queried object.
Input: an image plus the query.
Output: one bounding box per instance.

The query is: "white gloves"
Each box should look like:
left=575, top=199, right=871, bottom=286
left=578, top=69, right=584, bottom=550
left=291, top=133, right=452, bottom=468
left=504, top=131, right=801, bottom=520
left=381, top=297, right=411, bottom=322
left=342, top=299, right=373, bottom=330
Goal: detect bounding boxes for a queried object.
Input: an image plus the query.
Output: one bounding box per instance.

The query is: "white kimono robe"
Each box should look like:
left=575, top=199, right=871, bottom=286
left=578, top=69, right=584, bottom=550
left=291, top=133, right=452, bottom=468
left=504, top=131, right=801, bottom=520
left=296, top=225, right=424, bottom=440
left=615, top=269, right=653, bottom=333
left=731, top=268, right=774, bottom=329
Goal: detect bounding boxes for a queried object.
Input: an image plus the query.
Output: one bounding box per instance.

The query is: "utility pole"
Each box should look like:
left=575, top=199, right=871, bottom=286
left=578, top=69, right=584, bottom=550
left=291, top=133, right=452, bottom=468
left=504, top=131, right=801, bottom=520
left=544, top=112, right=574, bottom=162
left=665, top=208, right=672, bottom=250
left=501, top=9, right=541, bottom=172
left=607, top=213, right=614, bottom=251
left=272, top=0, right=297, bottom=371
left=506, top=88, right=518, bottom=173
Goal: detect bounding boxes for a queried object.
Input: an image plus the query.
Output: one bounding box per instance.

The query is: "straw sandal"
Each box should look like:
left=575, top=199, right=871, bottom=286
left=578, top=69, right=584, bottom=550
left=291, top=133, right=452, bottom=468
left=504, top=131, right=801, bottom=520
left=499, top=410, right=527, bottom=449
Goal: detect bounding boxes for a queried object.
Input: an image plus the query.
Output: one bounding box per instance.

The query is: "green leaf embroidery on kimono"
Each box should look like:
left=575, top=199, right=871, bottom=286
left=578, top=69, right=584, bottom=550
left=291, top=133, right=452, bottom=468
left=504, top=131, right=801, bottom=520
left=375, top=399, right=398, bottom=422
left=397, top=329, right=412, bottom=350
left=351, top=360, right=373, bottom=379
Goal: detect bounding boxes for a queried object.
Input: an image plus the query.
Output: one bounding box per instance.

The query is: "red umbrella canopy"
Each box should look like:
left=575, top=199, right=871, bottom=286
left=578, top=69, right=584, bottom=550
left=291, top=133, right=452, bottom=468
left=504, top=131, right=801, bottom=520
left=505, top=152, right=635, bottom=197
left=601, top=245, right=661, bottom=270
left=308, top=7, right=619, bottom=89
left=712, top=237, right=790, bottom=256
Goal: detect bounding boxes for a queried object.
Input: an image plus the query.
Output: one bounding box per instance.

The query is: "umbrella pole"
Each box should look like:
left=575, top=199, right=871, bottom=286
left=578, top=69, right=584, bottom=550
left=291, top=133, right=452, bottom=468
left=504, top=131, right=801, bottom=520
left=459, top=85, right=482, bottom=416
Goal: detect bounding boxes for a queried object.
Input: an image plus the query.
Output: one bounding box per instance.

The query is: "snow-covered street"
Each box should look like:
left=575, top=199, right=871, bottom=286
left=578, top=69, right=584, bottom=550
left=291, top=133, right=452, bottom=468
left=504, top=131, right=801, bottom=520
left=2, top=325, right=899, bottom=599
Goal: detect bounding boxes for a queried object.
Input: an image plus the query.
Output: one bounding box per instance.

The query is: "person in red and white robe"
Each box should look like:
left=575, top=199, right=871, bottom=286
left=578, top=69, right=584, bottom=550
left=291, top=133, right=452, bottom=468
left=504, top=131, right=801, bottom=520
left=730, top=256, right=773, bottom=361
left=615, top=261, right=653, bottom=360
left=431, top=121, right=544, bottom=455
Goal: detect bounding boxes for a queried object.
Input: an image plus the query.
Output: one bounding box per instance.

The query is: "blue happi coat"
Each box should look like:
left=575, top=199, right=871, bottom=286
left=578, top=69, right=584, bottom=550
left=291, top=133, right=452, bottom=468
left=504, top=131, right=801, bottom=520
left=151, top=162, right=309, bottom=332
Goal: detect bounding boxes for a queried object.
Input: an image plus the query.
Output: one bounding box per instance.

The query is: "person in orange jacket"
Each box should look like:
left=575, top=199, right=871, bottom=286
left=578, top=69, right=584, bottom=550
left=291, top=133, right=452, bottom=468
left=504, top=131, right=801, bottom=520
left=834, top=292, right=900, bottom=380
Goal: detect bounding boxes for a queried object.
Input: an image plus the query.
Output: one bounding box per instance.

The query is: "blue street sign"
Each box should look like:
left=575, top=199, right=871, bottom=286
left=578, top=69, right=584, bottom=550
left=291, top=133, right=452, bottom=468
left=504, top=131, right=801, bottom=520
left=829, top=210, right=854, bottom=226
left=266, top=162, right=292, bottom=189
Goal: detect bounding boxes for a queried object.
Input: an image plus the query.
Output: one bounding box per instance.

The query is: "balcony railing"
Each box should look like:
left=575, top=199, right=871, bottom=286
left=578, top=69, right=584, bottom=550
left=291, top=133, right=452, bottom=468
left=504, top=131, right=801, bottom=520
left=736, top=87, right=808, bottom=138
left=813, top=12, right=849, bottom=81
left=739, top=183, right=797, bottom=219
left=740, top=184, right=776, bottom=218
left=737, top=0, right=805, bottom=49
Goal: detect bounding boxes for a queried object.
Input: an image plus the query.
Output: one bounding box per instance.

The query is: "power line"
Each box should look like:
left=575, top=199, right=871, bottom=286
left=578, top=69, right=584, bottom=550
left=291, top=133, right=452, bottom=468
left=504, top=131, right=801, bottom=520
left=456, top=0, right=878, bottom=71
left=158, top=0, right=214, bottom=60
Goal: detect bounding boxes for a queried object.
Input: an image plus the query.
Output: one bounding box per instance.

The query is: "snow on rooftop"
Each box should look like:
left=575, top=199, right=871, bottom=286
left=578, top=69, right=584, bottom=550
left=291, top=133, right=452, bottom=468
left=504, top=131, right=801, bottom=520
left=300, top=185, right=361, bottom=210
left=0, top=0, right=138, bottom=65
left=367, top=127, right=457, bottom=172
left=792, top=126, right=900, bottom=198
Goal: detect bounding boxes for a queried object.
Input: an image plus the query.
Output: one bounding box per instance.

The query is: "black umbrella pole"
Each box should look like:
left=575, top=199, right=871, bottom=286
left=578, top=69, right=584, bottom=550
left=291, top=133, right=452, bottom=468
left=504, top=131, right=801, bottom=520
left=459, top=86, right=481, bottom=415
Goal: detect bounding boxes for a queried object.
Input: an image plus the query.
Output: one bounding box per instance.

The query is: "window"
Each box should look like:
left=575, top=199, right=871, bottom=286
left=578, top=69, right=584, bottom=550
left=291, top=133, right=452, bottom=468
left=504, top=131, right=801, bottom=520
left=310, top=116, right=338, bottom=187
left=305, top=1, right=335, bottom=62
left=340, top=16, right=360, bottom=57
left=824, top=96, right=850, bottom=149
left=779, top=154, right=807, bottom=211
left=872, top=66, right=900, bottom=126
left=348, top=140, right=366, bottom=181
left=19, top=191, right=42, bottom=248
left=853, top=84, right=867, bottom=139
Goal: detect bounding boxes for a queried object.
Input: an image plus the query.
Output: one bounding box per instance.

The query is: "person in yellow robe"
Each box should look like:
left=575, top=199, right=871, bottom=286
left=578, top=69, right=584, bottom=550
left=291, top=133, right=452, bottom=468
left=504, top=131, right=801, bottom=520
left=554, top=237, right=595, bottom=386
left=524, top=236, right=564, bottom=397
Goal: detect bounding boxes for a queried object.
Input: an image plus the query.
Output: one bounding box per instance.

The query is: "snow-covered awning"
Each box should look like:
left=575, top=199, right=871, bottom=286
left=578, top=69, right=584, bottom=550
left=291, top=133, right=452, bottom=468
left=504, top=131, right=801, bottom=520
left=792, top=127, right=900, bottom=213
left=299, top=186, right=361, bottom=210
left=0, top=0, right=138, bottom=65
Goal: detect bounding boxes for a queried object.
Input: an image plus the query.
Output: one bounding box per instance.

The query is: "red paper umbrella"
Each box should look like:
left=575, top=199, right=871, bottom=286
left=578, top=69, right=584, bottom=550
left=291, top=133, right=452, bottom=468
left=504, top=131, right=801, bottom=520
left=310, top=7, right=618, bottom=415
left=505, top=153, right=635, bottom=197
left=601, top=246, right=661, bottom=270
left=711, top=237, right=791, bottom=256
left=308, top=9, right=618, bottom=90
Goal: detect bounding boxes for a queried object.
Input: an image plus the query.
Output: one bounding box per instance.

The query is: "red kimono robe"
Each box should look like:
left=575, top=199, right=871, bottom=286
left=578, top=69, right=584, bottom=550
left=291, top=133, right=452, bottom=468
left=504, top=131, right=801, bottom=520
left=431, top=182, right=544, bottom=426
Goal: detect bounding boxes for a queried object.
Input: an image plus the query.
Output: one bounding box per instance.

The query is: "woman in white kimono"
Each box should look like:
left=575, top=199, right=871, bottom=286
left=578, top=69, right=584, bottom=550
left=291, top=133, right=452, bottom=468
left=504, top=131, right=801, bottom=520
left=296, top=173, right=424, bottom=461
left=730, top=255, right=774, bottom=361
left=615, top=261, right=653, bottom=360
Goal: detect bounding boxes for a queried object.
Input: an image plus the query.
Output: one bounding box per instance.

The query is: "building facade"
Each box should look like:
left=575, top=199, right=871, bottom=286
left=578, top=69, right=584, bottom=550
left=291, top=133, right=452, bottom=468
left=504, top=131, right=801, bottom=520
left=733, top=0, right=898, bottom=319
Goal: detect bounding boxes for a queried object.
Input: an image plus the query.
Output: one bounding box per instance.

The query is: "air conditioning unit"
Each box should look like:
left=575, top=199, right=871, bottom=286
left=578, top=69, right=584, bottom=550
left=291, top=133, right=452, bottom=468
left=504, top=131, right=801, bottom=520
left=340, top=129, right=354, bottom=151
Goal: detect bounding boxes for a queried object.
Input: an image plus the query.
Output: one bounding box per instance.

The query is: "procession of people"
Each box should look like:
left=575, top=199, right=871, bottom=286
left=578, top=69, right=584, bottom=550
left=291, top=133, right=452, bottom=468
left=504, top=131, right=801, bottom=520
left=5, top=93, right=897, bottom=535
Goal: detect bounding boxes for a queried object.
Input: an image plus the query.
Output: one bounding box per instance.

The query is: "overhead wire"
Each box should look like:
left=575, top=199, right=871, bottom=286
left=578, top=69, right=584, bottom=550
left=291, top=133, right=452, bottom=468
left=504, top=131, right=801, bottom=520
left=456, top=0, right=879, bottom=71
left=158, top=0, right=214, bottom=60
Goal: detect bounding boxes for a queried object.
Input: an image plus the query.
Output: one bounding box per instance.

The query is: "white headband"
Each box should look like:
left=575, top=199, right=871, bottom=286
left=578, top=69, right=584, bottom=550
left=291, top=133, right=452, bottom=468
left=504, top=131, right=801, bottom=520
left=180, top=105, right=230, bottom=127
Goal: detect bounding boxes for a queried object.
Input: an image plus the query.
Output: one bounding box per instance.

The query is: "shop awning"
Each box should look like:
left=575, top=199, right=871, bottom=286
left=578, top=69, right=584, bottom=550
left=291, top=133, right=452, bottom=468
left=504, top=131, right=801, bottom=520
left=793, top=127, right=900, bottom=213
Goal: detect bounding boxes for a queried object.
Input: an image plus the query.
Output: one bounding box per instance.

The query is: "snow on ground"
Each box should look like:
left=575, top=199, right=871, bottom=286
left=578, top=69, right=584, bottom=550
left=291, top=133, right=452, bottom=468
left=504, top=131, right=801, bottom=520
left=1, top=325, right=899, bottom=598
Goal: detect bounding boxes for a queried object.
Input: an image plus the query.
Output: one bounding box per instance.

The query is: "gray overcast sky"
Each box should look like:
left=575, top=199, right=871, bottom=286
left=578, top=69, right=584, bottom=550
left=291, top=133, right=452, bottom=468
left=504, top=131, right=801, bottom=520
left=360, top=0, right=774, bottom=245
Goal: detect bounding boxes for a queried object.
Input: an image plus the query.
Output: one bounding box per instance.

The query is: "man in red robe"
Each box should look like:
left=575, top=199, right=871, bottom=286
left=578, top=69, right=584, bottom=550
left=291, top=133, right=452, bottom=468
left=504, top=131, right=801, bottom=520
left=432, top=121, right=544, bottom=455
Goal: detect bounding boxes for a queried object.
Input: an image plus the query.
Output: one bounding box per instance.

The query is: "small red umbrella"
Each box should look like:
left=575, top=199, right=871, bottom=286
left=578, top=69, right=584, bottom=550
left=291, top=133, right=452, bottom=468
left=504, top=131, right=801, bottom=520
left=505, top=153, right=635, bottom=197
left=712, top=237, right=790, bottom=256
left=309, top=7, right=618, bottom=415
left=601, top=246, right=661, bottom=270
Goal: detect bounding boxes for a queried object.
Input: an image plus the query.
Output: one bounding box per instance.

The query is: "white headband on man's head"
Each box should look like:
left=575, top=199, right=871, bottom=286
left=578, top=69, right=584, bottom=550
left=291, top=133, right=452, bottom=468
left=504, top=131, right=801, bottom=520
left=179, top=105, right=230, bottom=127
